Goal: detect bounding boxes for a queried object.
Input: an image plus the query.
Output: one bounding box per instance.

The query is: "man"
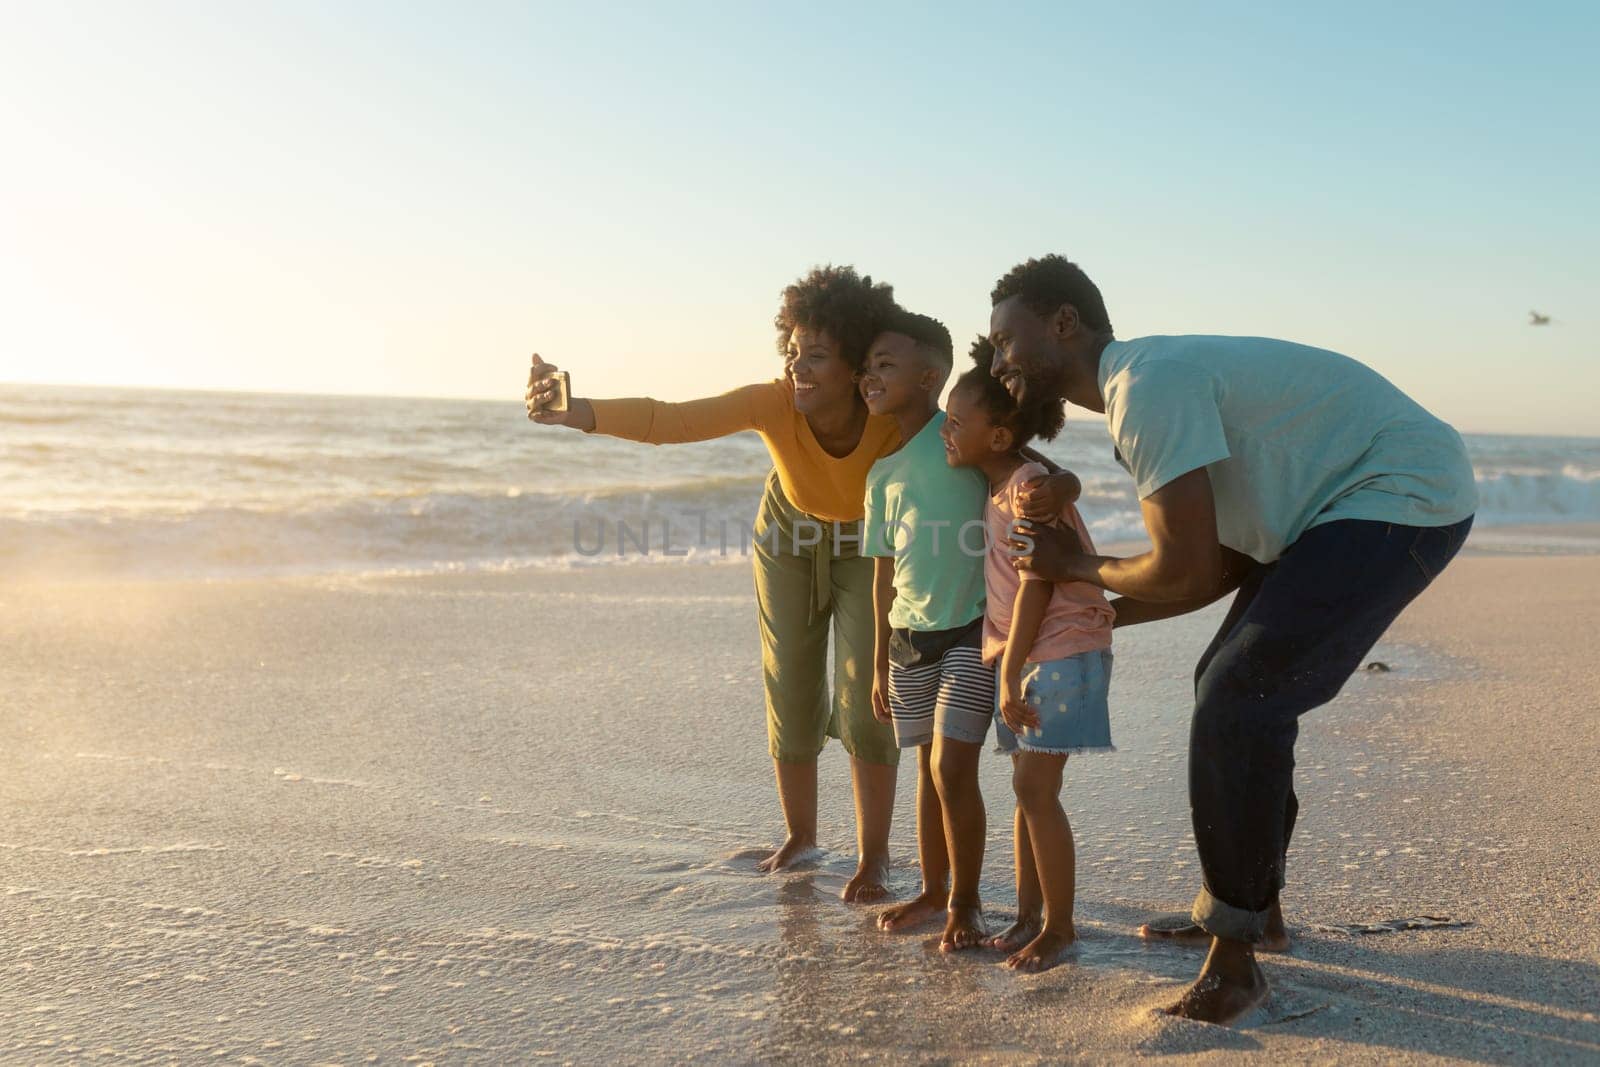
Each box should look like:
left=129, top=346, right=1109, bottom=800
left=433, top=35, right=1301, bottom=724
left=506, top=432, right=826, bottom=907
left=986, top=254, right=1476, bottom=1024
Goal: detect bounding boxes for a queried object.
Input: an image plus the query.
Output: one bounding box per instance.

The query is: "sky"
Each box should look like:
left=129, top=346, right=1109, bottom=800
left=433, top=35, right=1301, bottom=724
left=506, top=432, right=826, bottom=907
left=0, top=1, right=1595, bottom=436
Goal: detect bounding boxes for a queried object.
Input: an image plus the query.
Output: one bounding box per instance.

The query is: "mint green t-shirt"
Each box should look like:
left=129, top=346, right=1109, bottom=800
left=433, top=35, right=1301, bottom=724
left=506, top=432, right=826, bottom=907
left=863, top=412, right=988, bottom=632
left=1099, top=336, right=1478, bottom=564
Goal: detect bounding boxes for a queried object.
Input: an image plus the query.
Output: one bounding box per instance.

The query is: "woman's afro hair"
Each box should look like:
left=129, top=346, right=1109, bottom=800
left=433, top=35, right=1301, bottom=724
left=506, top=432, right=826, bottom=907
left=774, top=265, right=897, bottom=372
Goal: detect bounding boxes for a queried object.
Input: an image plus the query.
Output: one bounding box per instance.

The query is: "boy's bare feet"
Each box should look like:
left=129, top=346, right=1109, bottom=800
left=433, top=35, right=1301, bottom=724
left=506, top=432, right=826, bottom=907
left=842, top=854, right=891, bottom=903
left=1005, top=925, right=1077, bottom=972
left=1162, top=939, right=1269, bottom=1025
left=877, top=890, right=945, bottom=932
left=755, top=834, right=817, bottom=874
left=940, top=900, right=988, bottom=952
left=984, top=915, right=1041, bottom=953
left=1139, top=900, right=1291, bottom=952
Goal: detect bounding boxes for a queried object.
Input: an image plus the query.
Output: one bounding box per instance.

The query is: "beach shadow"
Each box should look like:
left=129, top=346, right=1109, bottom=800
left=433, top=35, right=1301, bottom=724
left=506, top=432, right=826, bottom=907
left=1276, top=939, right=1600, bottom=1063
left=1083, top=900, right=1600, bottom=1061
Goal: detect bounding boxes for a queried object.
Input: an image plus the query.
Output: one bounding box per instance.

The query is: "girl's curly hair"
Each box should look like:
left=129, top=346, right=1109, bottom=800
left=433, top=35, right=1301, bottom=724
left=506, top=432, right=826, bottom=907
left=957, top=336, right=1065, bottom=447
left=773, top=265, right=897, bottom=373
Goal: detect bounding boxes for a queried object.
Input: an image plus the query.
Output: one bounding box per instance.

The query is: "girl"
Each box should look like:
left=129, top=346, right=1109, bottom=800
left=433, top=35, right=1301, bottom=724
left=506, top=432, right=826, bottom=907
left=940, top=345, right=1115, bottom=971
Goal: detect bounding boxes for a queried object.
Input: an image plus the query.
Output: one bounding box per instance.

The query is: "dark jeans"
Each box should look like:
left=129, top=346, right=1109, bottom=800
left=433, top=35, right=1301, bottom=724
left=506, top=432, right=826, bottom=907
left=1188, top=515, right=1474, bottom=942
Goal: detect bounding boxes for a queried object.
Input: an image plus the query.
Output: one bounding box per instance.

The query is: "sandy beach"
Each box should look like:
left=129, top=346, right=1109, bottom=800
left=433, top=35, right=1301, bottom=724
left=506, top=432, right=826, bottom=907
left=2, top=550, right=1597, bottom=1063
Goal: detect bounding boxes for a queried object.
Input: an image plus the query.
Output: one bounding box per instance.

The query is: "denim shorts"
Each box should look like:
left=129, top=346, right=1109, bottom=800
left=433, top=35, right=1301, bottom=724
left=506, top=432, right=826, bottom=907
left=994, top=647, right=1114, bottom=756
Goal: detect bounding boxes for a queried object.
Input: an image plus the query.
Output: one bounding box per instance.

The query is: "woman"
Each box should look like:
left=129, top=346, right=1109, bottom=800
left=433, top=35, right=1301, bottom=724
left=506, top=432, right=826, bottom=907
left=526, top=266, right=1077, bottom=902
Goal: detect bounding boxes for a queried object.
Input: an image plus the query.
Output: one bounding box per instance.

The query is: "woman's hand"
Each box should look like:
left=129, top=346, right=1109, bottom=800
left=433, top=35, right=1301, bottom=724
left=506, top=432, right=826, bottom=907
left=525, top=354, right=595, bottom=431
left=1016, top=470, right=1082, bottom=523
left=525, top=354, right=569, bottom=424
left=999, top=669, right=1040, bottom=734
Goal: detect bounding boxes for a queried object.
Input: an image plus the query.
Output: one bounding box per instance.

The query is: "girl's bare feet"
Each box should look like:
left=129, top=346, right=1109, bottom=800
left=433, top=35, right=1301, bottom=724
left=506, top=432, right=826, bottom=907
left=1005, top=925, right=1077, bottom=972
left=940, top=900, right=988, bottom=952
left=755, top=835, right=818, bottom=874
left=984, top=915, right=1041, bottom=953
left=877, top=890, right=945, bottom=932
left=842, top=854, right=891, bottom=903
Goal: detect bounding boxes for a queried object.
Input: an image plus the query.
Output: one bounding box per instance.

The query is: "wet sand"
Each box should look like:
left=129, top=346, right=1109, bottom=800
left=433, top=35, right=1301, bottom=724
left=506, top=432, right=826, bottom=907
left=0, top=553, right=1596, bottom=1063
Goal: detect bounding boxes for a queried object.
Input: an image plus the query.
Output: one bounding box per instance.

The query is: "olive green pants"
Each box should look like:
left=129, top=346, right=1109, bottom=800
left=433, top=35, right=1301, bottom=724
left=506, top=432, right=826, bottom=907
left=752, top=470, right=899, bottom=767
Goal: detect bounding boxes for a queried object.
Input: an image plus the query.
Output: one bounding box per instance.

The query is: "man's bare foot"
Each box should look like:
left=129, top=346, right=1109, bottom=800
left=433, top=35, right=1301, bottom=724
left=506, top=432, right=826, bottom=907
left=877, top=890, right=945, bottom=932
left=755, top=834, right=817, bottom=874
left=1138, top=920, right=1291, bottom=953
left=984, top=915, right=1041, bottom=953
left=1005, top=925, right=1077, bottom=972
left=842, top=855, right=891, bottom=903
left=940, top=900, right=988, bottom=953
left=1162, top=939, right=1269, bottom=1025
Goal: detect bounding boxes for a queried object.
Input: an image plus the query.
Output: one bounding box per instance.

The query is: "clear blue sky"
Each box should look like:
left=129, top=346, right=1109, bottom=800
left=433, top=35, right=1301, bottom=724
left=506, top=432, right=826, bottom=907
left=1, top=1, right=1595, bottom=434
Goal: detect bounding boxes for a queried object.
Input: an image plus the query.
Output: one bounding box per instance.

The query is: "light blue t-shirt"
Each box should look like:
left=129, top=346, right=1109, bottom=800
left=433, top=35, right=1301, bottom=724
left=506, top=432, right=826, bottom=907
left=1099, top=336, right=1477, bottom=563
left=863, top=412, right=988, bottom=631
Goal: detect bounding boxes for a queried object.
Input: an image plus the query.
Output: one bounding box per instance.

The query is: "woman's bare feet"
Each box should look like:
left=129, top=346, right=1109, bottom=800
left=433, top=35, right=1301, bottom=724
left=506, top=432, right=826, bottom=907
left=940, top=899, right=988, bottom=953
left=1005, top=925, right=1077, bottom=972
left=877, top=889, right=945, bottom=932
left=842, top=854, right=891, bottom=903
left=755, top=834, right=818, bottom=874
left=1162, top=940, right=1269, bottom=1025
left=984, top=915, right=1041, bottom=953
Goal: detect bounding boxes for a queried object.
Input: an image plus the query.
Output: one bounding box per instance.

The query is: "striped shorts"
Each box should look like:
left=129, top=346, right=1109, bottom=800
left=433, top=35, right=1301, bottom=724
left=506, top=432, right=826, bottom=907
left=886, top=620, right=997, bottom=749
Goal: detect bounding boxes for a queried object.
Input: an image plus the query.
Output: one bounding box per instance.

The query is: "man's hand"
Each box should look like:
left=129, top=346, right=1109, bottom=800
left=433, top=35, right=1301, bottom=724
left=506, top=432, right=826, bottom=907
left=1007, top=520, right=1089, bottom=583
left=999, top=670, right=1040, bottom=734
left=1012, top=468, right=1227, bottom=603
left=1015, top=470, right=1082, bottom=523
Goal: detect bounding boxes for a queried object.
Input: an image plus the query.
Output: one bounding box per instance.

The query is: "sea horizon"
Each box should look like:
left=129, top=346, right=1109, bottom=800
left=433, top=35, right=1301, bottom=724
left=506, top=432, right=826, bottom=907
left=4, top=381, right=1599, bottom=582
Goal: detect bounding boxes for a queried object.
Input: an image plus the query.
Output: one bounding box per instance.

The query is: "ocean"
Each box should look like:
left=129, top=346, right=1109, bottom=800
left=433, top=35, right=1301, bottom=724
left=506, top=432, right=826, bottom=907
left=3, top=382, right=1597, bottom=580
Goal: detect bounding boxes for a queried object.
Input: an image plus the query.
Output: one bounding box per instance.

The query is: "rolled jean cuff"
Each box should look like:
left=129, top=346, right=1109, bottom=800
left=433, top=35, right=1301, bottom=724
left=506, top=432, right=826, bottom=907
left=1191, top=886, right=1268, bottom=943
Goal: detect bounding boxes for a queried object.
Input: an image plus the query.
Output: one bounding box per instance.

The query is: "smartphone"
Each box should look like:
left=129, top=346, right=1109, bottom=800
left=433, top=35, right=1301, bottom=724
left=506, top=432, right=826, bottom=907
left=543, top=371, right=570, bottom=414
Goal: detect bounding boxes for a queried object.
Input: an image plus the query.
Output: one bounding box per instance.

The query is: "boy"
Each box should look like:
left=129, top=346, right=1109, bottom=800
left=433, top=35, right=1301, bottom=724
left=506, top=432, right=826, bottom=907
left=859, top=309, right=994, bottom=951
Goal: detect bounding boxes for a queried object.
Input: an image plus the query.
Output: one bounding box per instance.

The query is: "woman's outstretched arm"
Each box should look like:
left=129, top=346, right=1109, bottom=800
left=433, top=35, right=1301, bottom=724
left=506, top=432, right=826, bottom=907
left=526, top=353, right=782, bottom=443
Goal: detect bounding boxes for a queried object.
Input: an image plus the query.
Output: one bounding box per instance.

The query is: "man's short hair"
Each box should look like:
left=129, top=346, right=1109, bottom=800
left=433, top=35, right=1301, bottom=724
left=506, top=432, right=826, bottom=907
left=990, top=255, right=1113, bottom=334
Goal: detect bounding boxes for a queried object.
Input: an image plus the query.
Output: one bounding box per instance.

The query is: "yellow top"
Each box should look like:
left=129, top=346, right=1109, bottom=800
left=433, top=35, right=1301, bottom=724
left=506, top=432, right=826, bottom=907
left=586, top=380, right=902, bottom=522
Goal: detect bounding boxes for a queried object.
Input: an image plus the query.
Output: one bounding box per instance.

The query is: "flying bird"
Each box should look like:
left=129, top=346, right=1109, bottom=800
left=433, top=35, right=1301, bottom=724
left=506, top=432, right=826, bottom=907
left=1529, top=310, right=1551, bottom=326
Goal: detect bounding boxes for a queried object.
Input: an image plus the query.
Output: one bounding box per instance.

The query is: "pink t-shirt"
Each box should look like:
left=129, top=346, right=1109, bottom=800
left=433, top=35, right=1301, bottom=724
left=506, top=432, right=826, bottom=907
left=982, top=461, right=1115, bottom=666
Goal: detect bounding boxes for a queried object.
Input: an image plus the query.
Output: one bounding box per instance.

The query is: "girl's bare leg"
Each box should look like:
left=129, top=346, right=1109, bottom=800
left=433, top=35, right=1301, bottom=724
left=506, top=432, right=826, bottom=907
left=986, top=755, right=1043, bottom=952
left=1007, top=752, right=1078, bottom=972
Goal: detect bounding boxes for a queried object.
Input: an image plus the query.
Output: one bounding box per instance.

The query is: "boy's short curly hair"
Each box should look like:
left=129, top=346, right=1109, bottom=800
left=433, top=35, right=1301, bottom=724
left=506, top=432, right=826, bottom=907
left=884, top=307, right=954, bottom=369
left=954, top=336, right=1065, bottom=447
left=990, top=254, right=1113, bottom=334
left=774, top=265, right=897, bottom=372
